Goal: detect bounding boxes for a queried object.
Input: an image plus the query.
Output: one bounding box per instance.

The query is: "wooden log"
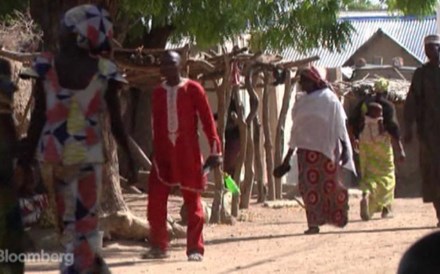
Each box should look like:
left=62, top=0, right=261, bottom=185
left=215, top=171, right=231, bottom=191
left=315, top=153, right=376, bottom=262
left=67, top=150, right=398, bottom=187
left=128, top=137, right=152, bottom=171
left=277, top=55, right=320, bottom=69
left=244, top=63, right=260, bottom=125
left=253, top=116, right=265, bottom=203
left=274, top=69, right=293, bottom=199
left=113, top=44, right=189, bottom=56
left=239, top=123, right=254, bottom=209
left=231, top=87, right=247, bottom=217
left=262, top=71, right=276, bottom=201
left=186, top=59, right=216, bottom=72
left=0, top=48, right=39, bottom=63
left=210, top=50, right=232, bottom=224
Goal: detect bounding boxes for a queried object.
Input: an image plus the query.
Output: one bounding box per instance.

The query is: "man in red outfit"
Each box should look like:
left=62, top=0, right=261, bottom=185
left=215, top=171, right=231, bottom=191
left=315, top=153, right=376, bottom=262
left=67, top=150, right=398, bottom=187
left=144, top=51, right=222, bottom=262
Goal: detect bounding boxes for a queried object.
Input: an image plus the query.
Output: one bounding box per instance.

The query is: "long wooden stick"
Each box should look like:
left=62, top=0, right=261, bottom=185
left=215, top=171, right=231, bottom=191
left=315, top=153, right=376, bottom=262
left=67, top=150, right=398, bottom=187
left=0, top=48, right=39, bottom=62
left=128, top=137, right=152, bottom=170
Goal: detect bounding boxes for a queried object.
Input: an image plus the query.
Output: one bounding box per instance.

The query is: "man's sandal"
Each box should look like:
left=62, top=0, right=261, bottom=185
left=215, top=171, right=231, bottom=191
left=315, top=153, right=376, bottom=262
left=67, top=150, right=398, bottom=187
left=142, top=247, right=170, bottom=259
left=188, top=252, right=203, bottom=262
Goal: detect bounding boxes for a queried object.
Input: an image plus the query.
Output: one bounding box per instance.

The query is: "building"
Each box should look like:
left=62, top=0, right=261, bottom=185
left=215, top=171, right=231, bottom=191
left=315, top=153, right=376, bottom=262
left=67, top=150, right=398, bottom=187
left=281, top=12, right=436, bottom=69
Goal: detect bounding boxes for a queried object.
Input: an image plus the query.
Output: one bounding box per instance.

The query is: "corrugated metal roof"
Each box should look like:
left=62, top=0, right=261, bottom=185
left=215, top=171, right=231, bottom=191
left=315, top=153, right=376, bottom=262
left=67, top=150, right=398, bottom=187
left=280, top=15, right=436, bottom=68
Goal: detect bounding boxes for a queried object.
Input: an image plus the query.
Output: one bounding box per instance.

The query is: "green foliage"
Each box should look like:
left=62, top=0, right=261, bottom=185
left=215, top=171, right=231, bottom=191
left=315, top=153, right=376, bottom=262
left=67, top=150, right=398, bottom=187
left=0, top=0, right=438, bottom=52
left=119, top=0, right=437, bottom=52
left=247, top=0, right=355, bottom=53
left=0, top=0, right=28, bottom=18
left=344, top=0, right=384, bottom=11
left=387, top=0, right=438, bottom=15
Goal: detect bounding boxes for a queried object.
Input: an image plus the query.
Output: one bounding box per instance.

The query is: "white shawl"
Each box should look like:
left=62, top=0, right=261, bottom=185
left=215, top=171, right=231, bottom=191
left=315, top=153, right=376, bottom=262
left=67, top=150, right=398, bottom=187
left=289, top=88, right=356, bottom=174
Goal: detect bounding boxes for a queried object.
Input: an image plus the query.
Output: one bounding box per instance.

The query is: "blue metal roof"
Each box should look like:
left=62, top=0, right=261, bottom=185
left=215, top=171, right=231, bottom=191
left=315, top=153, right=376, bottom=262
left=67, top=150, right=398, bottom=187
left=280, top=15, right=437, bottom=68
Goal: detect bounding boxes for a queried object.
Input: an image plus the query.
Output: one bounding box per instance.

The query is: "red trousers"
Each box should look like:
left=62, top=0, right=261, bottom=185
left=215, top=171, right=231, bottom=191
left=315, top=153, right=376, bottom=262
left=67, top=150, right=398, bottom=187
left=147, top=170, right=205, bottom=255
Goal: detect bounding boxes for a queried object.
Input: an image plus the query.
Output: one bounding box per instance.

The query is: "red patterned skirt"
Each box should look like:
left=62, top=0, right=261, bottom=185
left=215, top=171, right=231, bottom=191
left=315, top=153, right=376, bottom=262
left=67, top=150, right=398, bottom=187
left=297, top=149, right=349, bottom=228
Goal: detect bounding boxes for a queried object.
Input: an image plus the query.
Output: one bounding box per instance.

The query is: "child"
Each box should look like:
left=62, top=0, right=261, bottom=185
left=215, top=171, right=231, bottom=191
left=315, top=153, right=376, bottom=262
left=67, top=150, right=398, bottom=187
left=358, top=102, right=405, bottom=220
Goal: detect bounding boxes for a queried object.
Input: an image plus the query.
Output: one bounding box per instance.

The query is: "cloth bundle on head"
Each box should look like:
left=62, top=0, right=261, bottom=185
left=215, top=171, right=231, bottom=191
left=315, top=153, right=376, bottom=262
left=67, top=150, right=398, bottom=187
left=374, top=78, right=389, bottom=93
left=300, top=66, right=328, bottom=89
left=424, top=34, right=440, bottom=45
left=63, top=4, right=113, bottom=54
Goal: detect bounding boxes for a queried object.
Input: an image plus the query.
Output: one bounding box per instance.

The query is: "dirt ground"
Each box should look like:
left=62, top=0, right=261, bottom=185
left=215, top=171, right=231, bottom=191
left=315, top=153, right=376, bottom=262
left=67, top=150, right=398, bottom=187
left=25, top=191, right=439, bottom=274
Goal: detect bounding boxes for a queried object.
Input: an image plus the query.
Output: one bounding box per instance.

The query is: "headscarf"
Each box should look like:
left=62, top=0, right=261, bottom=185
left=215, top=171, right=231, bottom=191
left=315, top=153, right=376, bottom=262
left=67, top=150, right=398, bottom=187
left=62, top=4, right=113, bottom=54
left=300, top=66, right=328, bottom=89
left=367, top=101, right=382, bottom=112
left=374, top=78, right=389, bottom=94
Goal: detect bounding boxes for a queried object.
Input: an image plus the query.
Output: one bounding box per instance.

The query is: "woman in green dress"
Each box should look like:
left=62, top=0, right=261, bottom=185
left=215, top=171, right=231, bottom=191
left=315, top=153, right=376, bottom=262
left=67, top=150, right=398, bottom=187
left=349, top=79, right=406, bottom=220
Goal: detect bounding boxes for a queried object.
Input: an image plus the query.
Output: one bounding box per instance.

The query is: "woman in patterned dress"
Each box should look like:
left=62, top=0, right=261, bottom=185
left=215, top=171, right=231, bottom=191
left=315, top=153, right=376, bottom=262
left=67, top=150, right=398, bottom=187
left=274, top=67, right=356, bottom=234
left=19, top=4, right=137, bottom=273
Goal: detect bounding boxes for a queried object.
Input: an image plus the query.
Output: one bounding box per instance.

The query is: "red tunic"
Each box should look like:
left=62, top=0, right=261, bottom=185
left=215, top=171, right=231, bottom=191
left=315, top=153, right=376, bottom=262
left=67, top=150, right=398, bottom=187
left=151, top=79, right=221, bottom=192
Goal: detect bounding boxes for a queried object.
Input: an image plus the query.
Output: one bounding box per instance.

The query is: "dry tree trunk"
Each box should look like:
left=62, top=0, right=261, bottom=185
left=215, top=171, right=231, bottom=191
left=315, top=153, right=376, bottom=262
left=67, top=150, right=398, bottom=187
left=118, top=87, right=138, bottom=179
left=240, top=125, right=254, bottom=209
left=239, top=64, right=260, bottom=209
left=274, top=69, right=292, bottom=199
left=253, top=116, right=265, bottom=203
left=262, top=71, right=276, bottom=201
left=231, top=86, right=247, bottom=217
left=210, top=81, right=225, bottom=224
left=210, top=51, right=232, bottom=224
left=99, top=112, right=149, bottom=241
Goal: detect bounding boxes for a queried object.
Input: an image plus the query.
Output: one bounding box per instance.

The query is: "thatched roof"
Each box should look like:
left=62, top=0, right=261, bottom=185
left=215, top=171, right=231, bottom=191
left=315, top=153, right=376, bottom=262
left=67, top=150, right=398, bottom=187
left=0, top=43, right=319, bottom=92
left=113, top=45, right=319, bottom=88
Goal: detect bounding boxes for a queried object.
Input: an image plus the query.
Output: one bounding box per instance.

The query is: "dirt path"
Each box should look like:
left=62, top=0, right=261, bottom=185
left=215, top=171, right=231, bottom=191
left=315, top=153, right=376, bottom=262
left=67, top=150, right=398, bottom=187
left=26, top=194, right=438, bottom=274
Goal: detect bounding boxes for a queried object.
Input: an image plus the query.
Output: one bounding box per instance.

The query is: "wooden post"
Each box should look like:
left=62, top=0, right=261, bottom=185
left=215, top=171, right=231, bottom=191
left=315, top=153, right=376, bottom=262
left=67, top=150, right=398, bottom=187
left=210, top=51, right=232, bottom=224
left=262, top=71, right=276, bottom=201
left=253, top=115, right=265, bottom=203
left=231, top=86, right=247, bottom=217
left=274, top=70, right=293, bottom=199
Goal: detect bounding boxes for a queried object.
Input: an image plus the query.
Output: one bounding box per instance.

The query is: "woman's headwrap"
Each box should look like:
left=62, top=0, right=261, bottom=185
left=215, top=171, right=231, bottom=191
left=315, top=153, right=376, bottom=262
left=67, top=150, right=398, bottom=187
left=62, top=4, right=113, bottom=54
left=374, top=78, right=389, bottom=94
left=424, top=34, right=440, bottom=45
left=300, top=66, right=328, bottom=89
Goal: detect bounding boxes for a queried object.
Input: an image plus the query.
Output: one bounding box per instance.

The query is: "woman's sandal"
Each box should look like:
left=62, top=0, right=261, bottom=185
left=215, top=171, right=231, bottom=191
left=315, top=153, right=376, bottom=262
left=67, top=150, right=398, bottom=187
left=381, top=207, right=393, bottom=219
left=304, top=227, right=320, bottom=235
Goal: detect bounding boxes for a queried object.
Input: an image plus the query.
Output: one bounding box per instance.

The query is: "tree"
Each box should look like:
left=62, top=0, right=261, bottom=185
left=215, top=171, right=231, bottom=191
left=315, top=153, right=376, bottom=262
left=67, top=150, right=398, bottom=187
left=343, top=0, right=384, bottom=11
left=2, top=0, right=438, bottom=49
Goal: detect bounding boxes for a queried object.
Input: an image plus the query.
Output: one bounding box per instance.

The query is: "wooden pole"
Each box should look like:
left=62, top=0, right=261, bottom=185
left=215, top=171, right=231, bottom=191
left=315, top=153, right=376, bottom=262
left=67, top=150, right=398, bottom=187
left=274, top=70, right=293, bottom=199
